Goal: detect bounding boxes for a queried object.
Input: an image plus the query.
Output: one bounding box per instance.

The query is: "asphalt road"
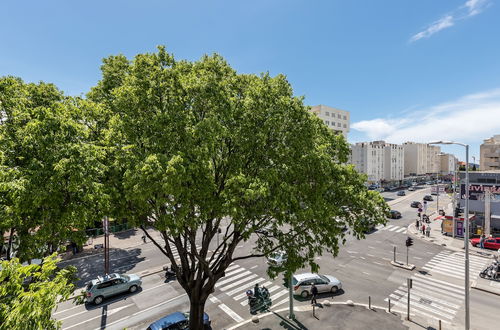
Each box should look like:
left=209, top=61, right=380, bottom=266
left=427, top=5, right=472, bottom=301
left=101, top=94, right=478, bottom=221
left=54, top=187, right=500, bottom=330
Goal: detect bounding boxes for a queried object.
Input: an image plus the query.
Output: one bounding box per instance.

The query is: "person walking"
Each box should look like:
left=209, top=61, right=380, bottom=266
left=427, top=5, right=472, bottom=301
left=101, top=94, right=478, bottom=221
left=480, top=234, right=486, bottom=249
left=416, top=219, right=420, bottom=230
left=421, top=224, right=426, bottom=235
left=426, top=225, right=431, bottom=237
left=310, top=283, right=318, bottom=305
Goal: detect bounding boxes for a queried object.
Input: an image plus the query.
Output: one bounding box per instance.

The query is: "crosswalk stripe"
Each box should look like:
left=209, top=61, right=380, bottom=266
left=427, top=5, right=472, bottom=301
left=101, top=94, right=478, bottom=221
left=394, top=289, right=460, bottom=310
left=384, top=298, right=451, bottom=324
left=429, top=254, right=487, bottom=267
left=223, top=267, right=247, bottom=278
left=218, top=303, right=244, bottom=322
left=425, top=261, right=485, bottom=274
left=397, top=287, right=461, bottom=307
left=413, top=273, right=464, bottom=291
left=272, top=297, right=290, bottom=308
left=391, top=292, right=457, bottom=316
left=387, top=295, right=454, bottom=320
left=389, top=226, right=400, bottom=231
left=422, top=268, right=464, bottom=280
left=383, top=225, right=395, bottom=230
left=270, top=289, right=289, bottom=301
left=220, top=274, right=258, bottom=292
left=426, top=258, right=486, bottom=270
left=230, top=280, right=271, bottom=299
left=395, top=227, right=407, bottom=233
left=216, top=271, right=251, bottom=287
left=225, top=264, right=241, bottom=272
left=401, top=283, right=463, bottom=300
left=376, top=224, right=384, bottom=229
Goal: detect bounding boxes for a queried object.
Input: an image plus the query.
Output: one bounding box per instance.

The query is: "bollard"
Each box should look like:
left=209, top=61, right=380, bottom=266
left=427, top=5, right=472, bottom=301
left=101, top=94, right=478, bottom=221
left=388, top=298, right=391, bottom=313
left=369, top=296, right=371, bottom=310
left=393, top=246, right=396, bottom=262
left=439, top=320, right=441, bottom=330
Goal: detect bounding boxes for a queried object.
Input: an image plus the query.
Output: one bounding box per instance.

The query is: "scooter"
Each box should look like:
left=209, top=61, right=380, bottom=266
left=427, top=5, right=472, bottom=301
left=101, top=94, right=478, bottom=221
left=246, top=286, right=272, bottom=314
left=480, top=261, right=499, bottom=280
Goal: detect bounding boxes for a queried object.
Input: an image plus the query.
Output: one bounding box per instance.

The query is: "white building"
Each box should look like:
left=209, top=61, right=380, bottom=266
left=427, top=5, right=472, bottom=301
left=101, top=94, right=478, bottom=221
left=350, top=141, right=404, bottom=183
left=439, top=153, right=457, bottom=175
left=403, top=142, right=441, bottom=176
left=480, top=135, right=500, bottom=171
left=309, top=105, right=350, bottom=138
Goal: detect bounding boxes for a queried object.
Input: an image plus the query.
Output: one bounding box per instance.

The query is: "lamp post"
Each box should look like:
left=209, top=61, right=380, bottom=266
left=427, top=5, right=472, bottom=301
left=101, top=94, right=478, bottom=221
left=429, top=141, right=469, bottom=330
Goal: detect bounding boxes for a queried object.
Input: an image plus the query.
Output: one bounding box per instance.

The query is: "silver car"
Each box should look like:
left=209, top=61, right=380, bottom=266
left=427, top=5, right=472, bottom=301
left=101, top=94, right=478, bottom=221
left=292, top=273, right=342, bottom=298
left=85, top=273, right=142, bottom=305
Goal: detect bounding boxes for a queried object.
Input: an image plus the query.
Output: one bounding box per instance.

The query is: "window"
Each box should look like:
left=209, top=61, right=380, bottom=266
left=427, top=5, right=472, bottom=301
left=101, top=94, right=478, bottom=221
left=97, top=281, right=112, bottom=289
left=343, top=124, right=347, bottom=128
left=337, top=122, right=341, bottom=127
left=325, top=121, right=330, bottom=125
left=337, top=114, right=341, bottom=118
left=325, top=112, right=330, bottom=116
left=343, top=115, right=347, bottom=120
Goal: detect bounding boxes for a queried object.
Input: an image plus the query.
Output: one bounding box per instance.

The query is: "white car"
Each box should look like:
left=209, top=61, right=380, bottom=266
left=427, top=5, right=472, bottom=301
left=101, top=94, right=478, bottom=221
left=292, top=273, right=342, bottom=297
left=267, top=251, right=287, bottom=267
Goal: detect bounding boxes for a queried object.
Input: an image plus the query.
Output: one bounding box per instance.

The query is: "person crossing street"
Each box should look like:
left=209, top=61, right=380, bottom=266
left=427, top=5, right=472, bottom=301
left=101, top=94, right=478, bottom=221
left=311, top=283, right=318, bottom=305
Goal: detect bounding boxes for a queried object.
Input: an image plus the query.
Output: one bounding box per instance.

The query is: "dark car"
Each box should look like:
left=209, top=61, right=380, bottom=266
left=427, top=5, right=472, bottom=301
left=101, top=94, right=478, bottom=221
left=410, top=201, right=421, bottom=208
left=147, top=312, right=211, bottom=330
left=397, top=191, right=406, bottom=196
left=388, top=210, right=402, bottom=219
left=423, top=195, right=433, bottom=201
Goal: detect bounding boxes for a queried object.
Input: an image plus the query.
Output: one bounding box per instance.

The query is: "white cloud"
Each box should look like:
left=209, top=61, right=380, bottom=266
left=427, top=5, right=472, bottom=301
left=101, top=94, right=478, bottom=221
left=410, top=15, right=454, bottom=42
left=351, top=88, right=500, bottom=148
left=410, top=0, right=490, bottom=42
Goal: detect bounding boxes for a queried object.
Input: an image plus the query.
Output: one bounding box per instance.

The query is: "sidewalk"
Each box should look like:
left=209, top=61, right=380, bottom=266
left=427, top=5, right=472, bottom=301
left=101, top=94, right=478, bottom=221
left=59, top=227, right=163, bottom=261
left=226, top=300, right=450, bottom=330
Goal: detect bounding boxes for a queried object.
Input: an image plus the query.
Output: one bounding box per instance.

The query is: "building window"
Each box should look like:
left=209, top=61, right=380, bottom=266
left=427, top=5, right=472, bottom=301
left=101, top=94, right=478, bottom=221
left=343, top=124, right=347, bottom=128
left=332, top=121, right=335, bottom=126
left=337, top=114, right=341, bottom=119
left=337, top=122, right=341, bottom=127
left=343, top=115, right=347, bottom=120
left=325, top=112, right=330, bottom=116
left=325, top=121, right=330, bottom=125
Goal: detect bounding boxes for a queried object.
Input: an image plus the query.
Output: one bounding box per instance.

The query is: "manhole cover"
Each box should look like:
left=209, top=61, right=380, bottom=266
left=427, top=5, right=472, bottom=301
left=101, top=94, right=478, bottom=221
left=420, top=298, right=432, bottom=305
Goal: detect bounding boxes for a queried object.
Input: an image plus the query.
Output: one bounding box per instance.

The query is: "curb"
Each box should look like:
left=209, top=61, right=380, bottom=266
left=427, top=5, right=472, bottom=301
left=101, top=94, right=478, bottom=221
left=390, top=261, right=415, bottom=270
left=471, top=280, right=500, bottom=296
left=225, top=301, right=401, bottom=330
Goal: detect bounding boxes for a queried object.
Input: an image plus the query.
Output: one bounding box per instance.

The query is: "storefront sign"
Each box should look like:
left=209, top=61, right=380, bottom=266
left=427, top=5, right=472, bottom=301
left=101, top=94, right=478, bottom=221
left=460, top=184, right=500, bottom=201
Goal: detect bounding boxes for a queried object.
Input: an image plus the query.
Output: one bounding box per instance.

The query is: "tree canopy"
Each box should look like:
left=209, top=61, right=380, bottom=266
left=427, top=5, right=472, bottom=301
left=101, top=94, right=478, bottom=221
left=0, top=254, right=76, bottom=330
left=89, top=46, right=389, bottom=328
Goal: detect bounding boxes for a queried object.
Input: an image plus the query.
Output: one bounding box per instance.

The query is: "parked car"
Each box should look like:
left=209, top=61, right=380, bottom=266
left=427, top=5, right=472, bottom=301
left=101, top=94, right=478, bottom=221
left=408, top=186, right=416, bottom=191
left=292, top=273, right=342, bottom=298
left=85, top=273, right=142, bottom=305
left=267, top=251, right=287, bottom=267
left=470, top=237, right=500, bottom=250
left=410, top=201, right=422, bottom=208
left=423, top=195, right=433, bottom=201
left=425, top=181, right=433, bottom=185
left=397, top=191, right=406, bottom=196
left=431, top=191, right=438, bottom=195
left=387, top=210, right=402, bottom=219
left=147, top=311, right=211, bottom=330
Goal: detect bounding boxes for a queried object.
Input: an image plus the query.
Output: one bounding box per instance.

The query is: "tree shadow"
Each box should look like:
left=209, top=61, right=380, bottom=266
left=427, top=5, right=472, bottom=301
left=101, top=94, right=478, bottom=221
left=272, top=311, right=309, bottom=330
left=113, top=228, right=138, bottom=240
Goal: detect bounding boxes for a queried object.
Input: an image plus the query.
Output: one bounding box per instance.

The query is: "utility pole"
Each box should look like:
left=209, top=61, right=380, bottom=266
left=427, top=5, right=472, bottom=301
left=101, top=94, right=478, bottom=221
left=407, top=278, right=412, bottom=320
left=103, top=216, right=110, bottom=274
left=288, top=271, right=295, bottom=319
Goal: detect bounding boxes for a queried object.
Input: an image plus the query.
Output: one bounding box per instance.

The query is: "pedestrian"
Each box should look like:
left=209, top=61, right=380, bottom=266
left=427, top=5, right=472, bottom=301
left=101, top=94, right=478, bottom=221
left=416, top=219, right=420, bottom=230
left=310, top=283, right=318, bottom=305
left=422, top=224, right=426, bottom=235
left=426, top=225, right=431, bottom=237
left=480, top=234, right=485, bottom=249
left=141, top=235, right=147, bottom=243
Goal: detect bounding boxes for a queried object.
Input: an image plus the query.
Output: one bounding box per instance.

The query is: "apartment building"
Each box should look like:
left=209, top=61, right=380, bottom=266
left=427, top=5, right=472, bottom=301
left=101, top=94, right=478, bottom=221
left=309, top=105, right=350, bottom=138
left=403, top=142, right=441, bottom=176
left=350, top=141, right=404, bottom=183
left=439, top=153, right=457, bottom=175
left=480, top=135, right=500, bottom=170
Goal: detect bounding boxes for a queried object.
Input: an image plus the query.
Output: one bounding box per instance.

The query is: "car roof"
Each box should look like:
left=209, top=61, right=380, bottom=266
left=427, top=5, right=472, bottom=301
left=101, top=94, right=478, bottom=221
left=148, top=312, right=187, bottom=329
left=293, top=273, right=319, bottom=282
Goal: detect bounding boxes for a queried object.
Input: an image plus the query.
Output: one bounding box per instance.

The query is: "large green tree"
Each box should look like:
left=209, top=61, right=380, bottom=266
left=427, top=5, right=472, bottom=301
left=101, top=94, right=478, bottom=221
left=0, top=254, right=76, bottom=330
left=0, top=77, right=108, bottom=261
left=92, top=47, right=389, bottom=329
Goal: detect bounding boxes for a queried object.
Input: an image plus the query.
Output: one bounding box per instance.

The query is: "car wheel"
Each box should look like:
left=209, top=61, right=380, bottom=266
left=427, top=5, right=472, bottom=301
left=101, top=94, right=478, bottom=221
left=330, top=286, right=338, bottom=294
left=93, top=296, right=104, bottom=305
left=300, top=290, right=309, bottom=298
left=129, top=285, right=138, bottom=293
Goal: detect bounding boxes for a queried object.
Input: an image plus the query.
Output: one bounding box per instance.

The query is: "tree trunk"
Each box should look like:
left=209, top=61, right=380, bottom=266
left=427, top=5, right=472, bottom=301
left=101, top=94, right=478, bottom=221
left=6, top=227, right=15, bottom=260
left=188, top=289, right=208, bottom=330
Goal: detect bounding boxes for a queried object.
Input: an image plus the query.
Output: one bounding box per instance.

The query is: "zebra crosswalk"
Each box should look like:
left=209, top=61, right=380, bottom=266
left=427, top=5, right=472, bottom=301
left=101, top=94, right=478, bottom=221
left=375, top=224, right=407, bottom=234
left=208, top=262, right=290, bottom=322
left=385, top=250, right=489, bottom=323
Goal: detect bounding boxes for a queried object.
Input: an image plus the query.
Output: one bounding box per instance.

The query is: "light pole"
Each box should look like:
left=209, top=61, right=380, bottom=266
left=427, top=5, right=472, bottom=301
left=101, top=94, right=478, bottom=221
left=429, top=141, right=469, bottom=330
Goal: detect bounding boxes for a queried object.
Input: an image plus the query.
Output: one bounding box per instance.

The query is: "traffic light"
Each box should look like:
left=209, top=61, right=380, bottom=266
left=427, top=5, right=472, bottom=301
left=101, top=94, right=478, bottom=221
left=454, top=207, right=460, bottom=218
left=417, top=212, right=421, bottom=218
left=406, top=237, right=413, bottom=247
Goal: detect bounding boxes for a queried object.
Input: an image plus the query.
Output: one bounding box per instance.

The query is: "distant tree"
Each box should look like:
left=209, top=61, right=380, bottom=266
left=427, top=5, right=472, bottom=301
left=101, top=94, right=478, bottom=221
left=0, top=254, right=76, bottom=330
left=472, top=164, right=477, bottom=171
left=0, top=77, right=108, bottom=261
left=459, top=165, right=466, bottom=171
left=90, top=46, right=390, bottom=329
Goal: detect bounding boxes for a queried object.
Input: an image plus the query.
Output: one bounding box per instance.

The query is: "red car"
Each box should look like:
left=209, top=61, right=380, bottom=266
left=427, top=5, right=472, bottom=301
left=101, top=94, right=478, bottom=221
left=470, top=237, right=500, bottom=250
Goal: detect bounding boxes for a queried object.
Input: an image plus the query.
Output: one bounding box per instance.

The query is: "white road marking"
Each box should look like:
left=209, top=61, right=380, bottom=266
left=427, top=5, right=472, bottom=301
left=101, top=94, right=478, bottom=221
left=54, top=305, right=80, bottom=315
left=347, top=250, right=358, bottom=254
left=363, top=271, right=370, bottom=275
left=373, top=261, right=384, bottom=266
left=220, top=274, right=258, bottom=291
left=367, top=254, right=374, bottom=257
left=216, top=271, right=251, bottom=287
left=218, top=303, right=244, bottom=322
left=368, top=246, right=375, bottom=249
left=63, top=304, right=134, bottom=329
left=250, top=265, right=258, bottom=269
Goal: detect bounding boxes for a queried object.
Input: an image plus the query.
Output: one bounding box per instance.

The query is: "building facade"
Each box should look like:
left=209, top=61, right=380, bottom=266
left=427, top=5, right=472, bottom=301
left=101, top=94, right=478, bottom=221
left=439, top=153, right=457, bottom=175
left=403, top=142, right=441, bottom=176
left=309, top=105, right=350, bottom=137
left=480, top=135, right=500, bottom=171
left=350, top=141, right=404, bottom=183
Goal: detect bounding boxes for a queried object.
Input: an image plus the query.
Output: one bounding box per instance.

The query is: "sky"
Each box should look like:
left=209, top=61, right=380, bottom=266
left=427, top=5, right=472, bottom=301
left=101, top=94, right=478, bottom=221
left=2, top=0, right=500, bottom=162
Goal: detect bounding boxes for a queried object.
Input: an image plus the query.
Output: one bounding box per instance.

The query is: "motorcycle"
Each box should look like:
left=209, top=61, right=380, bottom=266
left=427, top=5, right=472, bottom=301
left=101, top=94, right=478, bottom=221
left=246, top=286, right=272, bottom=314
left=480, top=261, right=499, bottom=280
left=163, top=266, right=177, bottom=282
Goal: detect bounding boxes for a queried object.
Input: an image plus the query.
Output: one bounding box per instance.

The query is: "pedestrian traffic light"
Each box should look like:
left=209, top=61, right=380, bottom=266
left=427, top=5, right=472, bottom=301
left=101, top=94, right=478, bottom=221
left=454, top=207, right=460, bottom=217
left=406, top=237, right=413, bottom=247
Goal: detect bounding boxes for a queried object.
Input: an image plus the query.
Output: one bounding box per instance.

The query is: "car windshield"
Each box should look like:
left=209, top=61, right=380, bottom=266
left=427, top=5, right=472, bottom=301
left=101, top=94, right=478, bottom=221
left=85, top=282, right=93, bottom=290
left=319, top=275, right=329, bottom=282
left=121, top=275, right=130, bottom=281
left=292, top=277, right=299, bottom=286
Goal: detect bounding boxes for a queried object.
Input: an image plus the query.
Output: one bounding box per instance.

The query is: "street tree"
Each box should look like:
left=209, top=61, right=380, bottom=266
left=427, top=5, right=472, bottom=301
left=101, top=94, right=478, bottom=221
left=0, top=254, right=77, bottom=330
left=93, top=47, right=389, bottom=329
left=0, top=77, right=108, bottom=261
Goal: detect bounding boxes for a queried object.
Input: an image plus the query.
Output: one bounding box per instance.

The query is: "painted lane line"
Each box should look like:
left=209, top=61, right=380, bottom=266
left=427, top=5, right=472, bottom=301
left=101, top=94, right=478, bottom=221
left=63, top=304, right=134, bottom=330
left=368, top=246, right=375, bottom=249
left=362, top=272, right=370, bottom=275
left=413, top=256, right=422, bottom=260
left=346, top=250, right=358, bottom=254
left=141, top=282, right=168, bottom=293
left=132, top=294, right=187, bottom=315
left=218, top=303, right=244, bottom=322
left=367, top=254, right=375, bottom=257
left=250, top=265, right=258, bottom=269
left=54, top=305, right=80, bottom=315
left=373, top=261, right=384, bottom=266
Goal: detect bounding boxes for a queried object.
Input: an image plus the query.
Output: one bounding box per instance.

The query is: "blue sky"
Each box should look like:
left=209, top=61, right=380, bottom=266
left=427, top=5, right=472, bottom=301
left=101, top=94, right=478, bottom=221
left=2, top=0, right=500, bottom=161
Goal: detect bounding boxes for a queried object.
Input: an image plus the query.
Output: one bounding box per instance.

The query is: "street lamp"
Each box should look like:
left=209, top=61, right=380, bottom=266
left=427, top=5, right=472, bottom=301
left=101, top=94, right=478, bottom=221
left=429, top=140, right=470, bottom=330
